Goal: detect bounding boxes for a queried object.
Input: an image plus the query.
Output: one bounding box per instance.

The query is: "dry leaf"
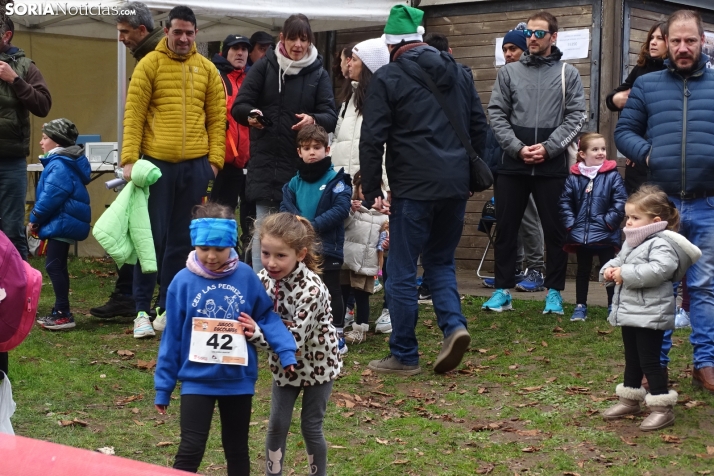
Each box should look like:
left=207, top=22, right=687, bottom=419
left=563, top=473, right=581, bottom=476
left=486, top=355, right=497, bottom=361
left=597, top=330, right=613, bottom=335
left=476, top=464, right=495, bottom=474
left=117, top=350, right=135, bottom=357
left=521, top=446, right=539, bottom=453
left=620, top=436, right=637, bottom=446
left=331, top=445, right=346, bottom=449
left=685, top=400, right=705, bottom=409
left=517, top=430, right=540, bottom=437
left=156, top=441, right=174, bottom=447
left=361, top=369, right=373, bottom=377
left=478, top=387, right=488, bottom=394
left=707, top=446, right=714, bottom=455
left=508, top=364, right=519, bottom=370
left=96, top=447, right=115, bottom=455
left=541, top=341, right=548, bottom=347
left=133, top=419, right=144, bottom=426
left=392, top=460, right=409, bottom=464
left=697, top=471, right=711, bottom=475
left=661, top=434, right=682, bottom=444
left=344, top=400, right=355, bottom=409
left=136, top=359, right=156, bottom=370
left=343, top=412, right=354, bottom=418
left=526, top=347, right=535, bottom=352
left=58, top=418, right=88, bottom=427
left=376, top=438, right=389, bottom=445
left=545, top=377, right=557, bottom=383
left=521, top=386, right=543, bottom=393
left=553, top=326, right=564, bottom=332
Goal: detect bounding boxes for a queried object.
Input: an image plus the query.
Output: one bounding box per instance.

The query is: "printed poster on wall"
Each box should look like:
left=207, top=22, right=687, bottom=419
left=705, top=31, right=714, bottom=68
left=494, top=29, right=590, bottom=66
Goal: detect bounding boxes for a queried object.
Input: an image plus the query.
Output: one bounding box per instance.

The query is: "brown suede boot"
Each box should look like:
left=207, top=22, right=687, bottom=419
left=640, top=390, right=678, bottom=431
left=602, top=384, right=646, bottom=420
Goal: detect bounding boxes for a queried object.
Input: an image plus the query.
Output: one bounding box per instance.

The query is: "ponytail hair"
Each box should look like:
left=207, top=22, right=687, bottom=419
left=255, top=212, right=323, bottom=273
left=576, top=132, right=606, bottom=162
left=627, top=184, right=680, bottom=231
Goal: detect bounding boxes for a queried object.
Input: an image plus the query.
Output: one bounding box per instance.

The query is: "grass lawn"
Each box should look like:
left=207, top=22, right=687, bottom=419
left=6, top=256, right=714, bottom=475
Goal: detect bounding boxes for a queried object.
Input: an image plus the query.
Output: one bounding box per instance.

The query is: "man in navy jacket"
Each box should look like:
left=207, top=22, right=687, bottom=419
left=360, top=5, right=488, bottom=376
left=615, top=10, right=714, bottom=394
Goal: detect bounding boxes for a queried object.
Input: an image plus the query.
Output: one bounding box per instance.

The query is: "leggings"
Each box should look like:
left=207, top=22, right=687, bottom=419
left=45, top=239, right=71, bottom=313
left=174, top=394, right=253, bottom=476
left=320, top=259, right=344, bottom=328
left=0, top=352, right=7, bottom=380
left=265, top=381, right=333, bottom=476
left=575, top=247, right=616, bottom=306
left=622, top=326, right=667, bottom=395
left=341, top=285, right=370, bottom=325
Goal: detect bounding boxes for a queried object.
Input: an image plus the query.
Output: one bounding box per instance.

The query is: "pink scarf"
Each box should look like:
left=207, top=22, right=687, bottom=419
left=185, top=250, right=239, bottom=279
left=623, top=221, right=668, bottom=248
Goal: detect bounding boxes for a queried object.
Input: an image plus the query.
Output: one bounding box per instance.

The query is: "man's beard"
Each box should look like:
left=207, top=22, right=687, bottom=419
left=674, top=50, right=701, bottom=75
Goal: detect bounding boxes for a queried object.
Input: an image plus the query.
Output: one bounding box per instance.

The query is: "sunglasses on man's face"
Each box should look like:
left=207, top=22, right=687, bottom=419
left=523, top=29, right=553, bottom=39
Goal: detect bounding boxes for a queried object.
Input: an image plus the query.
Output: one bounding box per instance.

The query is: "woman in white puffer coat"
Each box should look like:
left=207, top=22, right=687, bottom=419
left=331, top=38, right=390, bottom=189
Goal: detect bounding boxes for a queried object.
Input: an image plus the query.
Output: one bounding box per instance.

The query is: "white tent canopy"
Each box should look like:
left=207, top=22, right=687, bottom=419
left=11, top=0, right=398, bottom=40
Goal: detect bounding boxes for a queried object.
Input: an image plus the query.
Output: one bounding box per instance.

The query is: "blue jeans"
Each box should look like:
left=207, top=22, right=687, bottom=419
left=386, top=198, right=468, bottom=365
left=671, top=196, right=714, bottom=370
left=0, top=158, right=28, bottom=259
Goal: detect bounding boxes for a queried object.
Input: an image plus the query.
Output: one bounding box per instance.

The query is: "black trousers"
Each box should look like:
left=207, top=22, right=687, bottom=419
left=174, top=394, right=253, bottom=476
left=45, top=239, right=71, bottom=313
left=114, top=263, right=134, bottom=296
left=382, top=253, right=389, bottom=310
left=321, top=258, right=344, bottom=328
left=341, top=285, right=370, bottom=325
left=211, top=163, right=256, bottom=251
left=494, top=175, right=568, bottom=290
left=0, top=352, right=7, bottom=379
left=575, top=247, right=616, bottom=306
left=622, top=326, right=668, bottom=395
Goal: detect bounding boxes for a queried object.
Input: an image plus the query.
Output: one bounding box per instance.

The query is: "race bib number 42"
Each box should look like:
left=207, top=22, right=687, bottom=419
left=189, top=318, right=248, bottom=366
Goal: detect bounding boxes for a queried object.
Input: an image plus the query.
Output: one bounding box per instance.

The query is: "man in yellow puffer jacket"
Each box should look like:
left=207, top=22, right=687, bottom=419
left=120, top=5, right=226, bottom=338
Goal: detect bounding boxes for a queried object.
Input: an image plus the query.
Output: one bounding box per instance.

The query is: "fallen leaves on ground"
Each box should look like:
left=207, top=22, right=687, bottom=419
left=521, top=446, right=540, bottom=453
left=58, top=418, right=88, bottom=427
left=476, top=464, right=495, bottom=474
left=96, top=447, right=115, bottom=455
left=115, top=394, right=143, bottom=406
left=116, top=350, right=135, bottom=357
left=661, top=434, right=682, bottom=444
left=135, top=359, right=156, bottom=370
left=156, top=441, right=174, bottom=447
left=620, top=436, right=637, bottom=446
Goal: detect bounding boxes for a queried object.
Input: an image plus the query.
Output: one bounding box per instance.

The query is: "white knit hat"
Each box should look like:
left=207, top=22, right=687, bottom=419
left=352, top=38, right=390, bottom=73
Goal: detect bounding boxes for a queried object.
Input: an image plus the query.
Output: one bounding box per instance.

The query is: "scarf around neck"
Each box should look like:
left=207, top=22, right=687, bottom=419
left=186, top=249, right=239, bottom=279
left=623, top=221, right=668, bottom=248
left=578, top=162, right=603, bottom=180
left=297, top=157, right=333, bottom=183
left=276, top=43, right=318, bottom=93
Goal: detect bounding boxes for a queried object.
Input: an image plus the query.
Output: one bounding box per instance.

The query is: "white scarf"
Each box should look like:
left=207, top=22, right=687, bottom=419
left=275, top=43, right=318, bottom=93
left=577, top=162, right=602, bottom=180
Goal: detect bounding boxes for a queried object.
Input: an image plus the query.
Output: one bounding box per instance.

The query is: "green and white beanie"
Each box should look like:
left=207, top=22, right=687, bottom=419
left=381, top=4, right=425, bottom=45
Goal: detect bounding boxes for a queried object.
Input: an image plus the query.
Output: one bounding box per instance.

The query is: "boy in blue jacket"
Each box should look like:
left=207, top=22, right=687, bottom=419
left=280, top=124, right=351, bottom=345
left=31, top=118, right=91, bottom=331
left=154, top=202, right=297, bottom=474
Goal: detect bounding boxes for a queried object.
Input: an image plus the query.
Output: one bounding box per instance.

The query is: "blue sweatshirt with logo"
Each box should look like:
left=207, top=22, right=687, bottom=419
left=154, top=261, right=297, bottom=406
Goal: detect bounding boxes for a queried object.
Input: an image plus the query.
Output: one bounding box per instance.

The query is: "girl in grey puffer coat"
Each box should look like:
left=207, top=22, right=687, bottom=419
left=599, top=185, right=701, bottom=432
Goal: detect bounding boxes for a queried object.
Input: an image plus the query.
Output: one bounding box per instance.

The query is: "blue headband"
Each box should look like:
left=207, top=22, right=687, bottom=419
left=190, top=218, right=237, bottom=248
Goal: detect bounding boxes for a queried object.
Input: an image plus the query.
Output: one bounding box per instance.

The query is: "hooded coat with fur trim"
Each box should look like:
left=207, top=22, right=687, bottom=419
left=599, top=230, right=701, bottom=330
left=559, top=159, right=628, bottom=252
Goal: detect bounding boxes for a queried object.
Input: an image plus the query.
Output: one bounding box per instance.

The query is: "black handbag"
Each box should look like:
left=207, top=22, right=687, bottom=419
left=397, top=60, right=493, bottom=193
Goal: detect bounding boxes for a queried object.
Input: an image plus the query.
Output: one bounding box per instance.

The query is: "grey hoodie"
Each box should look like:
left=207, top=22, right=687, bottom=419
left=487, top=46, right=587, bottom=177
left=600, top=230, right=702, bottom=330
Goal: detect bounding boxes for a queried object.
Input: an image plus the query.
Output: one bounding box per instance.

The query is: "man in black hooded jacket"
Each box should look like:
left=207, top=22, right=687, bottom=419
left=360, top=5, right=488, bottom=376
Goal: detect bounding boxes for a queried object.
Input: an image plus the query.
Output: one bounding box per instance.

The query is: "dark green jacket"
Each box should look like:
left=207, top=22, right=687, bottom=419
left=0, top=46, right=52, bottom=159
left=132, top=27, right=164, bottom=62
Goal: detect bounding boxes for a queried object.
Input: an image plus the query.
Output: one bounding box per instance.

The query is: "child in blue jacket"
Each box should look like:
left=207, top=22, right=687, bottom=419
left=31, top=119, right=91, bottom=331
left=154, top=202, right=297, bottom=475
left=280, top=124, right=351, bottom=345
left=559, top=133, right=628, bottom=321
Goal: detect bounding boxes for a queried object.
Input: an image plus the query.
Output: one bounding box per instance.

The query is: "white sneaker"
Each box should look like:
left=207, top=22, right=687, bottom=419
left=134, top=312, right=155, bottom=338
left=344, top=323, right=369, bottom=344
left=375, top=309, right=392, bottom=334
left=153, top=308, right=167, bottom=332
left=374, top=278, right=383, bottom=293
left=344, top=308, right=355, bottom=329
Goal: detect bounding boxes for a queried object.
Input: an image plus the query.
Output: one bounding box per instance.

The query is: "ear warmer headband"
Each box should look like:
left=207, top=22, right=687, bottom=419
left=190, top=218, right=237, bottom=248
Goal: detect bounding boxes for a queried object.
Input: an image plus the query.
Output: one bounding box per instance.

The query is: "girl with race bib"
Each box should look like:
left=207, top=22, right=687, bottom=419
left=243, top=212, right=342, bottom=476
left=154, top=202, right=297, bottom=476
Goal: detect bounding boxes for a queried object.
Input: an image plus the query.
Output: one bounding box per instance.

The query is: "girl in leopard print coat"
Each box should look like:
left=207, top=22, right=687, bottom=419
left=246, top=212, right=341, bottom=476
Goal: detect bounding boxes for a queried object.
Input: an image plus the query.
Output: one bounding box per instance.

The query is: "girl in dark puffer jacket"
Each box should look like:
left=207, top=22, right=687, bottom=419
left=559, top=133, right=628, bottom=321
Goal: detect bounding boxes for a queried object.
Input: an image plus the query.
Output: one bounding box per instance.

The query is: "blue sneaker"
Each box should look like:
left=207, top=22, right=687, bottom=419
left=482, top=289, right=513, bottom=312
left=543, top=289, right=564, bottom=315
left=483, top=270, right=526, bottom=289
left=515, top=269, right=545, bottom=292
left=338, top=337, right=348, bottom=355
left=570, top=304, right=587, bottom=321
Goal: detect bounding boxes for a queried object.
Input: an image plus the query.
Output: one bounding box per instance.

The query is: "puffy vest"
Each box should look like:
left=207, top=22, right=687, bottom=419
left=0, top=49, right=33, bottom=158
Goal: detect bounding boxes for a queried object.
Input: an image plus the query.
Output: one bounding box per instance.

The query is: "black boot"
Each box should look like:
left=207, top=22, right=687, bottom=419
left=90, top=292, right=136, bottom=318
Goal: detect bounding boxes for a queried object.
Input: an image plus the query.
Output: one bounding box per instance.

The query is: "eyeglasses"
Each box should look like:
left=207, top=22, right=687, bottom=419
left=523, top=29, right=553, bottom=39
